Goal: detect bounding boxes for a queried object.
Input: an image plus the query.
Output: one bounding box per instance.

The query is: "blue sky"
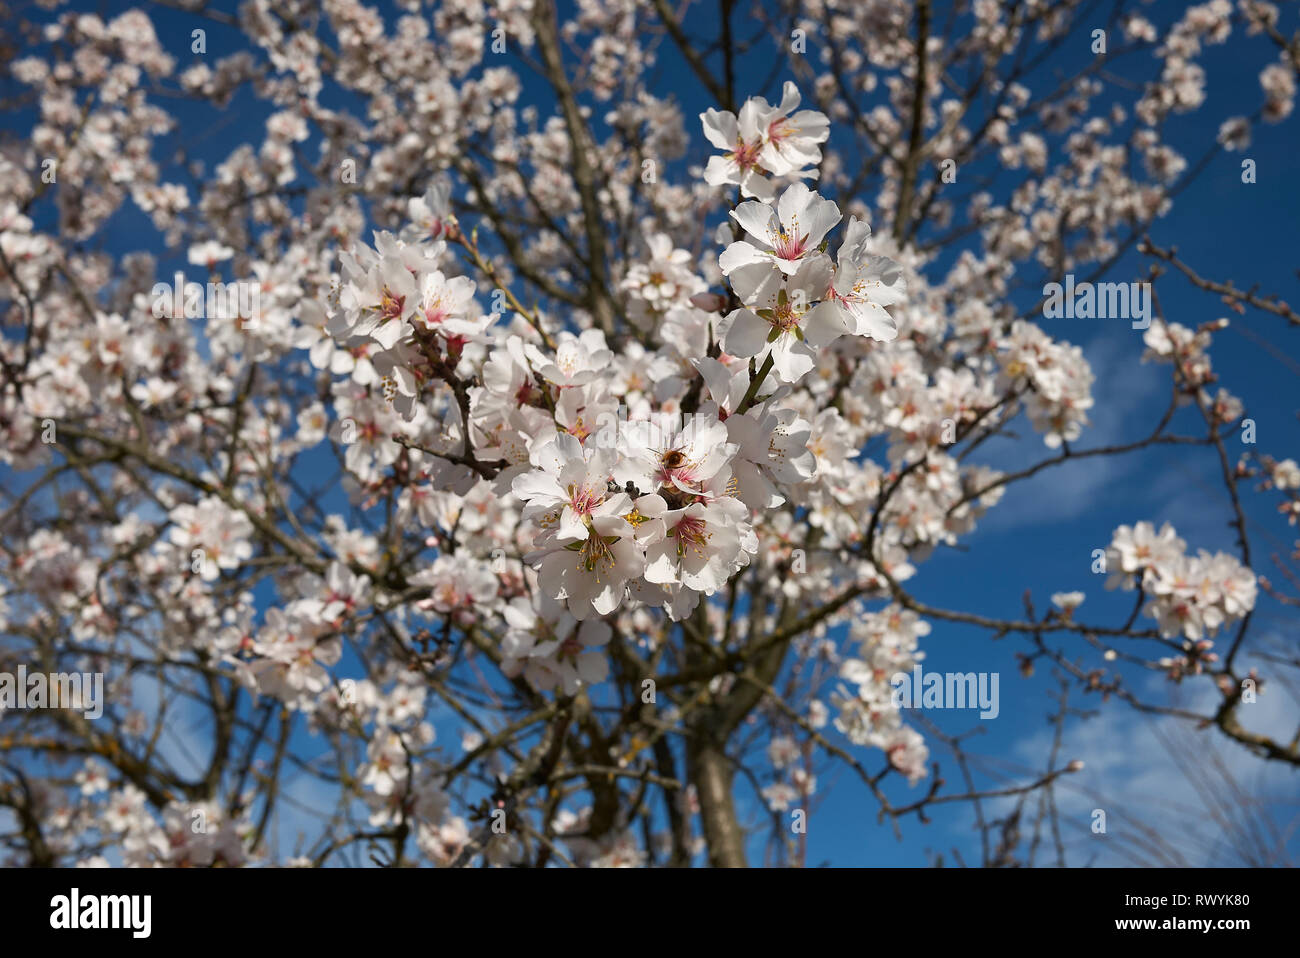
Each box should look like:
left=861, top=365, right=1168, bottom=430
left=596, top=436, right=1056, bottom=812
left=3, top=0, right=1298, bottom=866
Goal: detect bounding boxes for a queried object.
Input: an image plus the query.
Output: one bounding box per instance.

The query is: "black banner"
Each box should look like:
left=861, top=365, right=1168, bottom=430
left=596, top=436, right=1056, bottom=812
left=0, top=866, right=1280, bottom=945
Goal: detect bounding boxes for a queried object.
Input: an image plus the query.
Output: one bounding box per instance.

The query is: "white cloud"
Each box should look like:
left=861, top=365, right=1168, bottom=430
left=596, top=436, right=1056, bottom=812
left=1006, top=666, right=1299, bottom=866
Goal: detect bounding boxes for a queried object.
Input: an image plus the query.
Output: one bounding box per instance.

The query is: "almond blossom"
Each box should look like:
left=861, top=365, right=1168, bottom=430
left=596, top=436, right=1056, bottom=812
left=720, top=183, right=841, bottom=276
left=3, top=1, right=1294, bottom=875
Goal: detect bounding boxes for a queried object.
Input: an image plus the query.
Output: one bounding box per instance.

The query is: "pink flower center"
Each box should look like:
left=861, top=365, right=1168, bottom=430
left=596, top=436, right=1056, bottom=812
left=568, top=483, right=602, bottom=516
left=674, top=516, right=711, bottom=557
left=730, top=138, right=762, bottom=171
left=444, top=334, right=467, bottom=359
left=770, top=299, right=801, bottom=331
left=771, top=229, right=807, bottom=260
left=515, top=381, right=540, bottom=406
left=579, top=535, right=617, bottom=576
left=424, top=300, right=449, bottom=325
left=379, top=288, right=405, bottom=323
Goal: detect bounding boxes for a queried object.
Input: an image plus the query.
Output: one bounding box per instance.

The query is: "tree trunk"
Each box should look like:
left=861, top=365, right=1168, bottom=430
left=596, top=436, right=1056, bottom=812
left=688, top=735, right=747, bottom=867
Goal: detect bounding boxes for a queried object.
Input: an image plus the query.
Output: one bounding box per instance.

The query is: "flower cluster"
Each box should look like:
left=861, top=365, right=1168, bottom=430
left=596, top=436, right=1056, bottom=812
left=331, top=219, right=492, bottom=418
left=718, top=183, right=907, bottom=382
left=998, top=320, right=1095, bottom=448
left=1105, top=521, right=1257, bottom=641
left=832, top=605, right=931, bottom=782
left=701, top=81, right=830, bottom=200
left=1254, top=454, right=1300, bottom=526
left=512, top=415, right=763, bottom=624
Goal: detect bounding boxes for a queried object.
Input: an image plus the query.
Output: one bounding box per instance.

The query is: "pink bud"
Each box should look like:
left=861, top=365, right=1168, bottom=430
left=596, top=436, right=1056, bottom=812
left=689, top=292, right=727, bottom=313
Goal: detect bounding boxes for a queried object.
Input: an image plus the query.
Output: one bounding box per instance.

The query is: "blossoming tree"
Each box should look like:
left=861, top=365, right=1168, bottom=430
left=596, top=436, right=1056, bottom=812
left=1, top=0, right=1298, bottom=867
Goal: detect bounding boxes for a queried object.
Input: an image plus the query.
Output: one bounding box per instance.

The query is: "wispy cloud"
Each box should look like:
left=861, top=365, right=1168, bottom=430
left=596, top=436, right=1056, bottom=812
left=1007, top=668, right=1299, bottom=867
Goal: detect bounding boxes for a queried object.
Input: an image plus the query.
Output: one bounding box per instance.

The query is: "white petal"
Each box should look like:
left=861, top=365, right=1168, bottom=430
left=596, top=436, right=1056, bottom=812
left=692, top=356, right=734, bottom=407
left=644, top=541, right=679, bottom=584
left=722, top=309, right=770, bottom=358
left=777, top=182, right=813, bottom=231
left=802, top=301, right=850, bottom=348
left=700, top=109, right=738, bottom=150
left=769, top=336, right=816, bottom=383
left=511, top=470, right=565, bottom=504
left=731, top=201, right=777, bottom=246
left=703, top=155, right=738, bottom=187
left=738, top=170, right=776, bottom=202
left=718, top=241, right=766, bottom=275
left=801, top=195, right=842, bottom=249
left=729, top=262, right=783, bottom=306
left=558, top=505, right=589, bottom=541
